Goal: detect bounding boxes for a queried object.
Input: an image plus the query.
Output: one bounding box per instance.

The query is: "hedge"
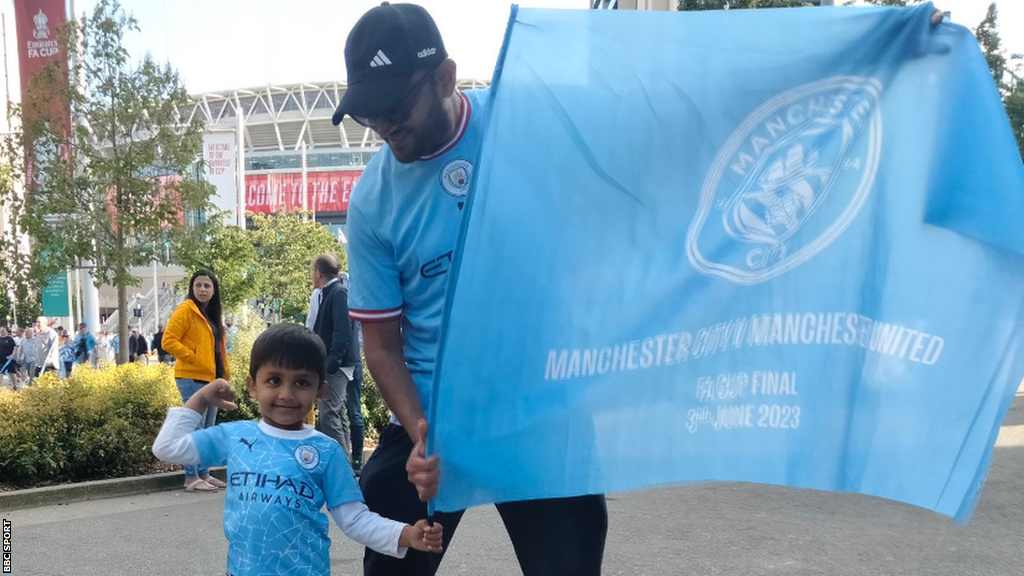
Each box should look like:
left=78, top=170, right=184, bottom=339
left=0, top=318, right=394, bottom=488
left=0, top=363, right=181, bottom=488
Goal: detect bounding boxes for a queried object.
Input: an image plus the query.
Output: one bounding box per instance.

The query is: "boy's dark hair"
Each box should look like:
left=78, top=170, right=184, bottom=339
left=249, top=323, right=327, bottom=384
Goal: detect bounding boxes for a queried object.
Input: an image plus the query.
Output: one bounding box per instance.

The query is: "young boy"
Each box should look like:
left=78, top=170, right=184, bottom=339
left=153, top=323, right=442, bottom=576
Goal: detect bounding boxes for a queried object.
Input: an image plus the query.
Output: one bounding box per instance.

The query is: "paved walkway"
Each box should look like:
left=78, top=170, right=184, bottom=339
left=5, top=390, right=1023, bottom=575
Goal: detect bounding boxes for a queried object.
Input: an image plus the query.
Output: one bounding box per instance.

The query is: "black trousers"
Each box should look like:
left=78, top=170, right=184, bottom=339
left=360, top=424, right=608, bottom=576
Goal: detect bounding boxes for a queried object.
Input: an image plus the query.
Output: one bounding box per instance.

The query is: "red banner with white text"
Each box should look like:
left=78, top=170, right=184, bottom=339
left=14, top=0, right=69, bottom=126
left=245, top=171, right=361, bottom=214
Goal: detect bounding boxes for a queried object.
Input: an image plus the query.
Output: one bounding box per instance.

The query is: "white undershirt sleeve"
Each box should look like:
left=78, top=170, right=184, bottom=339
left=329, top=501, right=409, bottom=559
left=152, top=407, right=202, bottom=464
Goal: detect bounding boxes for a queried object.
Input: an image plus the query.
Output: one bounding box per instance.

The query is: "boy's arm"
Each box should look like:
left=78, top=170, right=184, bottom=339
left=328, top=502, right=443, bottom=557
left=152, top=408, right=203, bottom=464
left=153, top=379, right=237, bottom=464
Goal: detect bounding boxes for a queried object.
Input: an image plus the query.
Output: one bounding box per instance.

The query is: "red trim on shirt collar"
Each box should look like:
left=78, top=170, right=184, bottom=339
left=420, top=92, right=470, bottom=161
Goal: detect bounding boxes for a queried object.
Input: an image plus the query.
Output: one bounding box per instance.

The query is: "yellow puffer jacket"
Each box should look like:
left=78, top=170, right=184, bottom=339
left=162, top=299, right=231, bottom=382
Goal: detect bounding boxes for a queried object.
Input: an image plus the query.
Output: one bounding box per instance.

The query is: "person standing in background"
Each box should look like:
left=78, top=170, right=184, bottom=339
left=310, top=254, right=358, bottom=459
left=162, top=269, right=232, bottom=492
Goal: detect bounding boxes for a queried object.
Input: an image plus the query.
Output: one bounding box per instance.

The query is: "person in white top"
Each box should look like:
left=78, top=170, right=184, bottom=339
left=152, top=323, right=442, bottom=576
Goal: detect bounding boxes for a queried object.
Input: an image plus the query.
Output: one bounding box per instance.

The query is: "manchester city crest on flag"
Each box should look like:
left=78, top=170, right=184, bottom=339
left=687, top=76, right=882, bottom=285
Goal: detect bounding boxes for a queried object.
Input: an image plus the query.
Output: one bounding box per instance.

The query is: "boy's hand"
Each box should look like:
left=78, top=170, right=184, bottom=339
left=200, top=378, right=238, bottom=411
left=400, top=520, right=443, bottom=554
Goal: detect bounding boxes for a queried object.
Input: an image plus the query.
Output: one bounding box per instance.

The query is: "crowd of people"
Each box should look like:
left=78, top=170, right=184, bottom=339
left=0, top=317, right=201, bottom=391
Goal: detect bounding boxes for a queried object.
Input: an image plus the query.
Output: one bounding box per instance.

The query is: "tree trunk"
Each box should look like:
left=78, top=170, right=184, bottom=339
left=117, top=282, right=129, bottom=364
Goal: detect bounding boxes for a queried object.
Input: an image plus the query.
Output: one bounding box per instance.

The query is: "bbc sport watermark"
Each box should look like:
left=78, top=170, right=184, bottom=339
left=2, top=518, right=10, bottom=573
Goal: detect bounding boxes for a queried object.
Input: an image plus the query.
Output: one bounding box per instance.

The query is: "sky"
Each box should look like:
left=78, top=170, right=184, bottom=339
left=72, top=0, right=1024, bottom=94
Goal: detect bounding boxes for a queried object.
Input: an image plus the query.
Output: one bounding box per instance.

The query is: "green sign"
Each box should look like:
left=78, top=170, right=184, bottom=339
left=41, top=273, right=70, bottom=317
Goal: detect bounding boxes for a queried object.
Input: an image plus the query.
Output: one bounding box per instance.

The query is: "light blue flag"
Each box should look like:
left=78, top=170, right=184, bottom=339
left=429, top=2, right=1024, bottom=520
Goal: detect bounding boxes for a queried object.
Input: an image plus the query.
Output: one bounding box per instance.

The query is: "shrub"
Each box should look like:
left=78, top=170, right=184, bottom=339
left=0, top=363, right=181, bottom=487
left=361, top=358, right=391, bottom=442
left=218, top=308, right=266, bottom=424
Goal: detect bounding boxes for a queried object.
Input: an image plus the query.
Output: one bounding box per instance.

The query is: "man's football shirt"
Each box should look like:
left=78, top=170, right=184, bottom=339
left=347, top=89, right=489, bottom=411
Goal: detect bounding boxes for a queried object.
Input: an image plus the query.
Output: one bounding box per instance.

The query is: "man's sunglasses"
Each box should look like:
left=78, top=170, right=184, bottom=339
left=351, top=65, right=440, bottom=130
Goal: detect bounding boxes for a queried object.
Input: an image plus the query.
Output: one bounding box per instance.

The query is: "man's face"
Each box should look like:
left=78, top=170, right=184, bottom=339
left=24, top=329, right=33, bottom=339
left=0, top=328, right=7, bottom=338
left=367, top=70, right=451, bottom=164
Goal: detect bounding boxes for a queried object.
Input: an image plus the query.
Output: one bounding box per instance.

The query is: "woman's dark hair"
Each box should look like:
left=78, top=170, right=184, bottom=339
left=249, top=323, right=327, bottom=384
left=188, top=269, right=224, bottom=342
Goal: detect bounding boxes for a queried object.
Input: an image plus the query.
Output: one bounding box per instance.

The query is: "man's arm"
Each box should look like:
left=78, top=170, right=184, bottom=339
left=362, top=319, right=440, bottom=501
left=362, top=319, right=424, bottom=434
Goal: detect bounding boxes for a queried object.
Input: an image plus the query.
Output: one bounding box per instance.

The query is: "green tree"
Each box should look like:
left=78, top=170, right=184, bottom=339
left=972, top=3, right=1023, bottom=158
left=250, top=212, right=346, bottom=323
left=16, top=0, right=213, bottom=362
left=0, top=160, right=38, bottom=327
left=1006, top=80, right=1024, bottom=156
left=171, top=215, right=258, bottom=312
left=976, top=3, right=1006, bottom=89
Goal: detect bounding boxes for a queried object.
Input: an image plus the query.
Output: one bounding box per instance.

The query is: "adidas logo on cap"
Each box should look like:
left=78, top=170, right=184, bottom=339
left=369, top=49, right=392, bottom=67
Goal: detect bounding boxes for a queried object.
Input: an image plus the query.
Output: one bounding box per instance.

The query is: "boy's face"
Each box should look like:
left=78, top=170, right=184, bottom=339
left=246, top=363, right=325, bottom=430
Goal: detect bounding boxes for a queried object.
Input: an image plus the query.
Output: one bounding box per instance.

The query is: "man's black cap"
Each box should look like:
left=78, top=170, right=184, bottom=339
left=332, top=2, right=448, bottom=125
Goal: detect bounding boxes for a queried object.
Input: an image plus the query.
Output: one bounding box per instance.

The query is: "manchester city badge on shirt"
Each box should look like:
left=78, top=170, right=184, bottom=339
left=294, top=444, right=320, bottom=469
left=440, top=158, right=473, bottom=197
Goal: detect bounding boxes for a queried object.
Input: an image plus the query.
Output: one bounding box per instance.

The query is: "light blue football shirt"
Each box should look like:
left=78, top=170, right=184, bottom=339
left=193, top=420, right=363, bottom=576
left=347, top=89, right=488, bottom=414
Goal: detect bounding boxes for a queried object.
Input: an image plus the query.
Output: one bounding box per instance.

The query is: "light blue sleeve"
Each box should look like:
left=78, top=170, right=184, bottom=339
left=322, top=443, right=364, bottom=509
left=347, top=201, right=404, bottom=322
left=191, top=423, right=232, bottom=467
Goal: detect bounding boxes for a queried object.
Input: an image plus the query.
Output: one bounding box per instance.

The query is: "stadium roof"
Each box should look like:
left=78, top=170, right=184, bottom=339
left=183, top=79, right=490, bottom=153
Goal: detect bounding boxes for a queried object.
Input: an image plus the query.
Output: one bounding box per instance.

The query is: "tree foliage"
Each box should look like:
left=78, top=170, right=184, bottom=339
left=975, top=3, right=1006, bottom=88
left=13, top=0, right=213, bottom=360
left=171, top=214, right=258, bottom=312
left=0, top=160, right=39, bottom=327
left=973, top=3, right=1024, bottom=158
left=250, top=212, right=346, bottom=322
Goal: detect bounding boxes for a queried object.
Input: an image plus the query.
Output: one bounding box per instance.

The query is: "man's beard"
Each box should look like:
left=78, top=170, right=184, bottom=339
left=391, top=95, right=453, bottom=164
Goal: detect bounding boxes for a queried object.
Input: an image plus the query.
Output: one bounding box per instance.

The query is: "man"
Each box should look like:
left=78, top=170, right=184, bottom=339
left=128, top=329, right=140, bottom=362
left=310, top=253, right=359, bottom=458
left=224, top=317, right=237, bottom=353
left=73, top=323, right=96, bottom=366
left=333, top=4, right=607, bottom=575
left=16, top=327, right=41, bottom=385
left=340, top=272, right=366, bottom=474
left=153, top=324, right=172, bottom=363
left=35, top=319, right=58, bottom=374
left=0, top=326, right=17, bottom=389
left=130, top=329, right=149, bottom=363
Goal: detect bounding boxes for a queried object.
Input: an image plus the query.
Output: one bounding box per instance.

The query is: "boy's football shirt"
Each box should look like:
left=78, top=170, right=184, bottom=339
left=193, top=420, right=362, bottom=576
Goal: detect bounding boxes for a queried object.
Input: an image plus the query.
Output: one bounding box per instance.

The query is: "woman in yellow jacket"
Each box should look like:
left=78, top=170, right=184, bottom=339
left=162, top=269, right=231, bottom=492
